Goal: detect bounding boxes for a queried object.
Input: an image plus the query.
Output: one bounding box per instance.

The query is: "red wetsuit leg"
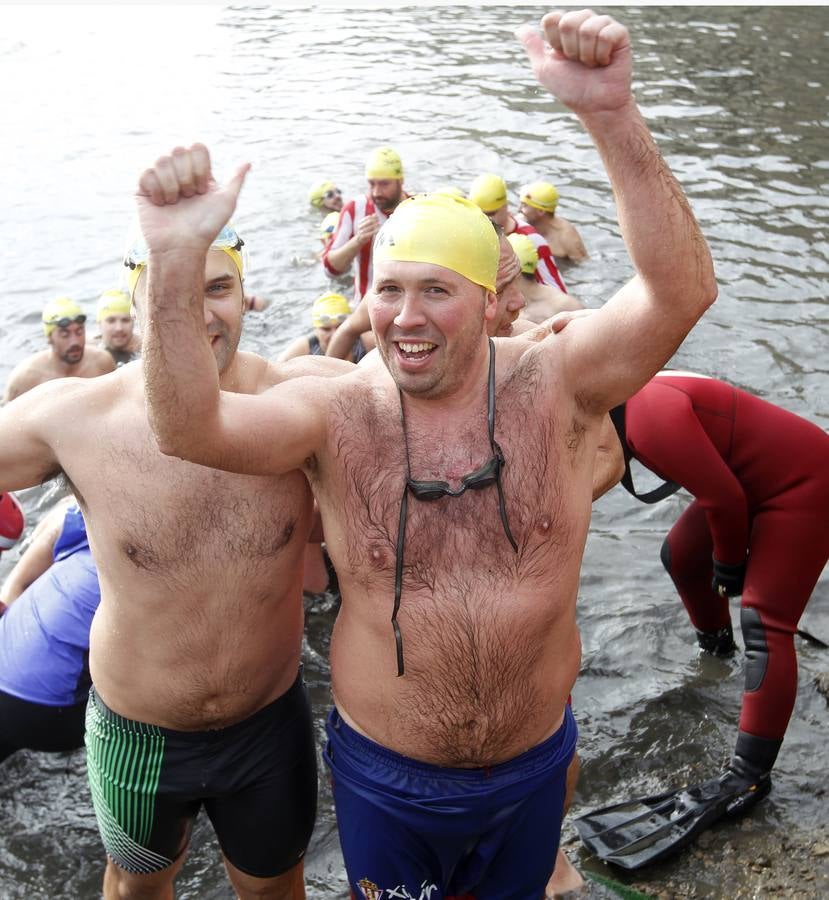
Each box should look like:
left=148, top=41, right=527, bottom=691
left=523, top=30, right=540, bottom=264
left=661, top=500, right=731, bottom=633
left=738, top=503, right=829, bottom=741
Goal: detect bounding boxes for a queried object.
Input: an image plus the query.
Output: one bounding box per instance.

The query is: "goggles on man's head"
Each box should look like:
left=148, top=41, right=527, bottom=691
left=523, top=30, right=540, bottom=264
left=123, top=224, right=247, bottom=297
left=45, top=314, right=87, bottom=329
left=313, top=312, right=348, bottom=327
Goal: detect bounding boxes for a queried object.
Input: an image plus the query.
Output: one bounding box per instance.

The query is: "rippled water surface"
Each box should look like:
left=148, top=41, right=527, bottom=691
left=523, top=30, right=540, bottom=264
left=0, top=4, right=827, bottom=898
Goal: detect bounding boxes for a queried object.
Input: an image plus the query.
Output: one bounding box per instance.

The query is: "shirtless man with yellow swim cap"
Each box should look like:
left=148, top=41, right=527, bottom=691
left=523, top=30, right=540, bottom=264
left=93, top=289, right=142, bottom=366
left=520, top=180, right=589, bottom=262
left=141, top=10, right=717, bottom=897
left=2, top=297, right=115, bottom=403
left=0, top=223, right=353, bottom=899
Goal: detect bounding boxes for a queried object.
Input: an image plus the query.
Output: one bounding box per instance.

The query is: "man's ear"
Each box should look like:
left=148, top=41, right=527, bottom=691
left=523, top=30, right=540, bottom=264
left=483, top=289, right=498, bottom=322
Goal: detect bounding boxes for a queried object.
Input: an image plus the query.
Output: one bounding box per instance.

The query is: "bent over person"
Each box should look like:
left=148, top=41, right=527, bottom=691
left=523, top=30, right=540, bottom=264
left=0, top=224, right=352, bottom=899
left=573, top=370, right=829, bottom=869
left=139, top=10, right=717, bottom=898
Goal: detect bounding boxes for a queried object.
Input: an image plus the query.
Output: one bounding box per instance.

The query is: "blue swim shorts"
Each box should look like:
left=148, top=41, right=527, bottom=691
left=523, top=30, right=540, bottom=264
left=324, top=704, right=577, bottom=900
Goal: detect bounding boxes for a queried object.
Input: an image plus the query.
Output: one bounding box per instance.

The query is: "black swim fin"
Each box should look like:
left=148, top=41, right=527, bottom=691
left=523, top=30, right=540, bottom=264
left=573, top=768, right=771, bottom=870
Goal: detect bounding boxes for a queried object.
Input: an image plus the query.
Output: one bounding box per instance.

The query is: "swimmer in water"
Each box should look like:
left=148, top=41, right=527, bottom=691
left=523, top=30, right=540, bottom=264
left=279, top=292, right=373, bottom=363
left=507, top=232, right=583, bottom=323
left=3, top=297, right=115, bottom=403
left=519, top=180, right=589, bottom=262
left=94, top=289, right=142, bottom=366
left=322, top=146, right=410, bottom=305
left=308, top=179, right=344, bottom=213
left=469, top=172, right=569, bottom=294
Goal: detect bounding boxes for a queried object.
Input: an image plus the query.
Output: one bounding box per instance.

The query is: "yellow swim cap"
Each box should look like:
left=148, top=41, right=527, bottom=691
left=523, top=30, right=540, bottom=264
left=124, top=223, right=245, bottom=299
left=374, top=193, right=498, bottom=293
left=507, top=233, right=539, bottom=275
left=468, top=173, right=508, bottom=214
left=312, top=292, right=351, bottom=327
left=319, top=211, right=340, bottom=243
left=42, top=297, right=85, bottom=337
left=309, top=180, right=336, bottom=208
left=432, top=185, right=465, bottom=198
left=365, top=146, right=404, bottom=180
left=520, top=181, right=559, bottom=214
left=96, top=289, right=132, bottom=322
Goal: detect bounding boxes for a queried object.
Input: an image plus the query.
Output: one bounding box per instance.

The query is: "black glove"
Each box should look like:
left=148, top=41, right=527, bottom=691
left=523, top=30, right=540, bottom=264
left=712, top=558, right=746, bottom=597
left=695, top=623, right=737, bottom=657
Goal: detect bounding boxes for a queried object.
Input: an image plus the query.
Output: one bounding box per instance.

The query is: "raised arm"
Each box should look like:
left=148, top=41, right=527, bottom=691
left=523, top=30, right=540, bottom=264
left=138, top=144, right=333, bottom=476
left=519, top=10, right=717, bottom=413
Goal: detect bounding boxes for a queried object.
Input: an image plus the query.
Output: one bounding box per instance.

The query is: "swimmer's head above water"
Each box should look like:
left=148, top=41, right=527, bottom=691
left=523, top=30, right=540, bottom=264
left=365, top=146, right=404, bottom=181
left=311, top=292, right=350, bottom=328
left=520, top=180, right=559, bottom=215
left=468, top=173, right=508, bottom=215
left=42, top=297, right=86, bottom=338
left=507, top=232, right=539, bottom=276
left=96, top=290, right=132, bottom=321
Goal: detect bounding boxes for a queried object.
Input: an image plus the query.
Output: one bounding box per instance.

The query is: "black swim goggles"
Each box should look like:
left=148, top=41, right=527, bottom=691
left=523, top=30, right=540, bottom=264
left=392, top=338, right=518, bottom=676
left=45, top=314, right=86, bottom=328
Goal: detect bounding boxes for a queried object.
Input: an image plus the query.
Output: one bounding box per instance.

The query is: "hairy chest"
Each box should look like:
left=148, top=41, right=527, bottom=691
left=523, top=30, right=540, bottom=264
left=324, top=366, right=592, bottom=590
left=67, top=423, right=310, bottom=577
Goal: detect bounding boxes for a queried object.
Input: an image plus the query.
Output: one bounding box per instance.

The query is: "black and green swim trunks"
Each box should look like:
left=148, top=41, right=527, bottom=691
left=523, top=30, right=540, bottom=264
left=84, top=668, right=317, bottom=877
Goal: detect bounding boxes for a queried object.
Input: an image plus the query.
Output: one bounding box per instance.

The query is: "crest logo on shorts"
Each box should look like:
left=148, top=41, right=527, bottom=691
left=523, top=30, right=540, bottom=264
left=356, top=878, right=439, bottom=900
left=357, top=878, right=383, bottom=900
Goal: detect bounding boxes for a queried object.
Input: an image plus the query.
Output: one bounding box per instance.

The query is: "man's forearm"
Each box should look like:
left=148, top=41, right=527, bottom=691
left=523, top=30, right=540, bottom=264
left=326, top=320, right=361, bottom=360
left=324, top=237, right=362, bottom=275
left=581, top=101, right=716, bottom=307
left=143, top=250, right=219, bottom=458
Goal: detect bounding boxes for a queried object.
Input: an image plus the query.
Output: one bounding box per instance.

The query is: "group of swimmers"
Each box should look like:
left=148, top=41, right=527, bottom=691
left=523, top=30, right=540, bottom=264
left=0, top=9, right=827, bottom=900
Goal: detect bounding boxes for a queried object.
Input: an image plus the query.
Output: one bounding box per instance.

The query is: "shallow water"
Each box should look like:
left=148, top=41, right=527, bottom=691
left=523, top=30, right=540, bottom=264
left=0, top=4, right=827, bottom=897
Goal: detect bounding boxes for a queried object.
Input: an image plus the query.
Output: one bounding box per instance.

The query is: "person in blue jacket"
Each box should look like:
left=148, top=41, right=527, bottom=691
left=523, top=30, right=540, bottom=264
left=0, top=500, right=99, bottom=762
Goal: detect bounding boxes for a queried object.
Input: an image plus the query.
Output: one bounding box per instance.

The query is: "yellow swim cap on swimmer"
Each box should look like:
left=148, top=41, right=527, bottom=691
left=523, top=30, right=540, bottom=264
left=96, top=289, right=131, bottom=321
left=319, top=211, right=340, bottom=242
left=311, top=292, right=351, bottom=327
left=520, top=180, right=559, bottom=215
left=468, top=173, right=508, bottom=214
left=309, top=180, right=336, bottom=208
left=432, top=185, right=465, bottom=198
left=365, top=146, right=404, bottom=180
left=507, top=233, right=539, bottom=276
left=42, top=297, right=85, bottom=337
left=373, top=193, right=499, bottom=293
left=124, top=223, right=246, bottom=299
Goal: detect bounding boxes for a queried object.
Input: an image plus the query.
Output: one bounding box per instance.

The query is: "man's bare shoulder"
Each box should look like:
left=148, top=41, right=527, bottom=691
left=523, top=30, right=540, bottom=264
left=85, top=345, right=117, bottom=374
left=3, top=350, right=54, bottom=402
left=497, top=321, right=579, bottom=387
left=4, top=364, right=130, bottom=421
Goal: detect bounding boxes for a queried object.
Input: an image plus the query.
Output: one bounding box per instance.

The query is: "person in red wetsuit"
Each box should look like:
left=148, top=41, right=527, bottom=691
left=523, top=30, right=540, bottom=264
left=575, top=368, right=829, bottom=869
